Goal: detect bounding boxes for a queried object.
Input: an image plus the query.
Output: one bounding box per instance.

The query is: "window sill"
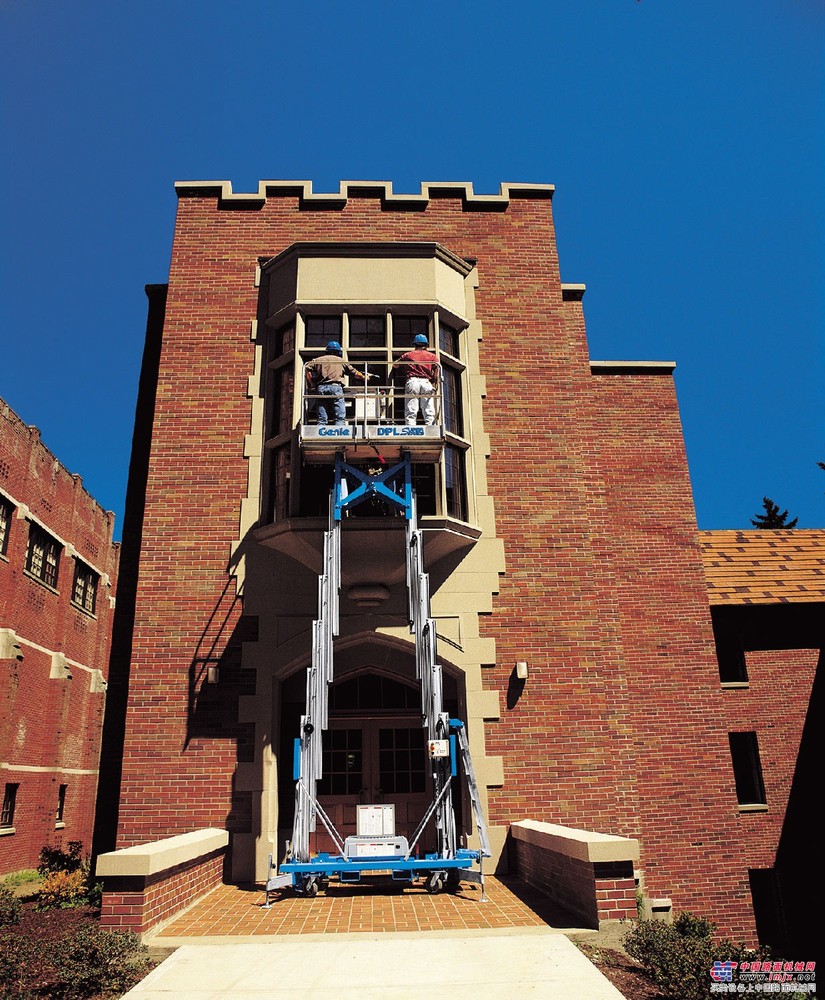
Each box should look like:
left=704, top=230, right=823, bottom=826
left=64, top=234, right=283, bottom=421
left=0, top=553, right=9, bottom=564
left=0, top=826, right=15, bottom=837
left=22, top=568, right=59, bottom=595
left=738, top=804, right=768, bottom=814
left=721, top=681, right=750, bottom=690
left=70, top=601, right=97, bottom=620
left=54, top=821, right=66, bottom=830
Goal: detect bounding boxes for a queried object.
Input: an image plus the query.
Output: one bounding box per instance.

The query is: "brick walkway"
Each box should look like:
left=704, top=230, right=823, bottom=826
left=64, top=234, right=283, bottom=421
left=152, top=876, right=583, bottom=939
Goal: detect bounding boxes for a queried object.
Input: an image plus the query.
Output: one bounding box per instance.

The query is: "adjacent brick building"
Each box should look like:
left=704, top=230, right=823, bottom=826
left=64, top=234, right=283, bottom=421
left=95, top=180, right=822, bottom=951
left=1, top=398, right=119, bottom=873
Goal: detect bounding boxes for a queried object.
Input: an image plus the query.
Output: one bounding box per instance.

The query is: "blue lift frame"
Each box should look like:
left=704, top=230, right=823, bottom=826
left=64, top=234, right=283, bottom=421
left=266, top=453, right=490, bottom=903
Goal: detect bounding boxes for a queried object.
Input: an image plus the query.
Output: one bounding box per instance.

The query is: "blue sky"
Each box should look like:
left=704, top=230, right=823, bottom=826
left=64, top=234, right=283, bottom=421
left=1, top=0, right=823, bottom=539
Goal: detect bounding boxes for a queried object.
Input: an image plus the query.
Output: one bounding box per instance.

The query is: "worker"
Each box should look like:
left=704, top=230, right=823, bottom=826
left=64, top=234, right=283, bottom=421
left=305, top=341, right=373, bottom=426
left=391, top=334, right=440, bottom=426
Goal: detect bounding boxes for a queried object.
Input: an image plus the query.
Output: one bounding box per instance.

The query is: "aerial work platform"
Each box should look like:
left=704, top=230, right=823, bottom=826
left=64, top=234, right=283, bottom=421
left=299, top=361, right=447, bottom=463
left=266, top=452, right=490, bottom=903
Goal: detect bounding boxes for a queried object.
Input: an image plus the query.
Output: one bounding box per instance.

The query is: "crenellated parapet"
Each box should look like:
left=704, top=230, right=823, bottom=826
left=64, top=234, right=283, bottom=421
left=174, top=178, right=554, bottom=210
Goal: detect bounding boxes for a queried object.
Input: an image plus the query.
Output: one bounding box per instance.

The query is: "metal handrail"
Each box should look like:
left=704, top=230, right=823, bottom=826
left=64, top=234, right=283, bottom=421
left=302, top=359, right=443, bottom=432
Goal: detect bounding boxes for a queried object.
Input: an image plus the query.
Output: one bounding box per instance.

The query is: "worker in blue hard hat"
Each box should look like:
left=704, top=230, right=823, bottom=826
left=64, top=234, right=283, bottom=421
left=305, top=341, right=374, bottom=426
left=391, top=333, right=440, bottom=426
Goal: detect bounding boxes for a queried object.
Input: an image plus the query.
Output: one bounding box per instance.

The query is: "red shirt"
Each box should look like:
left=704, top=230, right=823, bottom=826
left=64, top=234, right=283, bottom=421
left=396, top=349, right=439, bottom=381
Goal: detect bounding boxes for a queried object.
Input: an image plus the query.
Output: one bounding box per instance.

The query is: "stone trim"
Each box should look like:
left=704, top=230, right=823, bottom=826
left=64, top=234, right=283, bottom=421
left=96, top=828, right=229, bottom=878
left=561, top=283, right=586, bottom=301
left=261, top=241, right=475, bottom=278
left=589, top=360, right=677, bottom=375
left=175, top=179, right=555, bottom=209
left=511, top=820, right=640, bottom=863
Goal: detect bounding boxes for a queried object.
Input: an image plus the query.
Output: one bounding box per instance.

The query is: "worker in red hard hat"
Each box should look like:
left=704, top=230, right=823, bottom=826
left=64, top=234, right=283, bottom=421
left=305, top=341, right=373, bottom=426
left=391, top=334, right=440, bottom=426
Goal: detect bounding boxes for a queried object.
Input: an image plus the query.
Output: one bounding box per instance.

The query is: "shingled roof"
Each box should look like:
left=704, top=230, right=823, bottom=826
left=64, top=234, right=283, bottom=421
left=699, top=529, right=825, bottom=605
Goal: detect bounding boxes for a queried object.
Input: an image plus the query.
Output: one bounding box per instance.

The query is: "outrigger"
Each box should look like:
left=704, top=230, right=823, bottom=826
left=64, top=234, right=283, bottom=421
left=265, top=452, right=490, bottom=904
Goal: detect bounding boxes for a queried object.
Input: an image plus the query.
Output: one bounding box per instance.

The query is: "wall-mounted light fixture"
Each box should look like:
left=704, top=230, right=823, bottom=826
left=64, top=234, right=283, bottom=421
left=515, top=661, right=529, bottom=680
left=206, top=663, right=220, bottom=685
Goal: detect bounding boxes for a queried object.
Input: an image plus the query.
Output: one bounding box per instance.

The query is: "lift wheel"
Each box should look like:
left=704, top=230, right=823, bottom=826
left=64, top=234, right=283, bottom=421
left=424, top=872, right=445, bottom=894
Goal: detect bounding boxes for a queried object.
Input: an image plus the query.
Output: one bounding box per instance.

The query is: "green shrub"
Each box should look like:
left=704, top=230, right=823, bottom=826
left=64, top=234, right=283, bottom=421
left=0, top=885, right=22, bottom=926
left=0, top=931, right=42, bottom=999
left=49, top=925, right=152, bottom=998
left=38, top=840, right=84, bottom=876
left=35, top=841, right=102, bottom=911
left=37, top=868, right=89, bottom=909
left=624, top=911, right=765, bottom=1000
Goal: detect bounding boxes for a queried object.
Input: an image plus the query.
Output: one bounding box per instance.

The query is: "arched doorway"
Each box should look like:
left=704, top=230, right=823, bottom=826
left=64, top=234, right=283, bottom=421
left=278, top=643, right=461, bottom=857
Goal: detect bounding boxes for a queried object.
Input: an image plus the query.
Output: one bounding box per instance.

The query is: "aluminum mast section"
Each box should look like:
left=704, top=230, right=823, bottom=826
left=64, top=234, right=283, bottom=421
left=405, top=493, right=456, bottom=859
left=290, top=495, right=342, bottom=863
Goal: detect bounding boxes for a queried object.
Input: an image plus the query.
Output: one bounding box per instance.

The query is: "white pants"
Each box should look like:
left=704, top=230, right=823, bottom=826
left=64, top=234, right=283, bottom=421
left=405, top=378, right=435, bottom=425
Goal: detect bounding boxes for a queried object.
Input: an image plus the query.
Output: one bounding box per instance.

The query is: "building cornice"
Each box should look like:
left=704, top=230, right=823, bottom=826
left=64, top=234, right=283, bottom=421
left=174, top=179, right=555, bottom=210
left=589, top=360, right=677, bottom=375
left=260, top=241, right=475, bottom=278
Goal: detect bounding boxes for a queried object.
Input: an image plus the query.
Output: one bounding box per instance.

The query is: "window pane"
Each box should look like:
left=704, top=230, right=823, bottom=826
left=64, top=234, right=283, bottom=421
left=45, top=543, right=59, bottom=587
left=270, top=445, right=290, bottom=522
left=438, top=321, right=459, bottom=358
left=349, top=316, right=386, bottom=348
left=306, top=316, right=341, bottom=348
left=378, top=728, right=426, bottom=798
left=1, top=783, right=18, bottom=827
left=56, top=784, right=67, bottom=822
left=412, top=465, right=437, bottom=517
left=0, top=499, right=13, bottom=555
left=729, top=732, right=767, bottom=805
left=72, top=561, right=98, bottom=614
left=271, top=366, right=294, bottom=437
left=393, top=315, right=429, bottom=349
left=442, top=365, right=463, bottom=436
left=319, top=729, right=362, bottom=795
left=274, top=323, right=295, bottom=356
left=27, top=525, right=61, bottom=587
left=444, top=446, right=467, bottom=521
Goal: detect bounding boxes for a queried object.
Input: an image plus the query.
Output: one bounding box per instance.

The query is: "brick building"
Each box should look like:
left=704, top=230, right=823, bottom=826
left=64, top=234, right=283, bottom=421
left=94, top=180, right=822, bottom=952
left=1, top=398, right=119, bottom=873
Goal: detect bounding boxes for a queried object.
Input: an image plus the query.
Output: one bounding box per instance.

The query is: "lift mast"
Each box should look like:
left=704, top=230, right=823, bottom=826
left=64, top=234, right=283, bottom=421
left=268, top=453, right=489, bottom=900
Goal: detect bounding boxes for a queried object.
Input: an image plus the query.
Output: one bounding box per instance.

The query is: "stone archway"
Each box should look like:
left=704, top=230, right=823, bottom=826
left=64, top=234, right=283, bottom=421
left=276, top=636, right=463, bottom=860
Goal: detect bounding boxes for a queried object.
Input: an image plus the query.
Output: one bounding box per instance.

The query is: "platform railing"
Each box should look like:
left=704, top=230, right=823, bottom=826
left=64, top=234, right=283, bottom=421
left=301, top=359, right=443, bottom=433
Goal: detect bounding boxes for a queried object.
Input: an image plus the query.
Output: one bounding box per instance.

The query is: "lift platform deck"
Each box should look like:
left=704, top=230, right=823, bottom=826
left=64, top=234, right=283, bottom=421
left=299, top=365, right=447, bottom=463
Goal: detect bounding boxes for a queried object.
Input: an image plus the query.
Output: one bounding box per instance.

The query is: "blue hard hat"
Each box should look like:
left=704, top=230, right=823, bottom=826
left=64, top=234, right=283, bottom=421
left=413, top=334, right=429, bottom=347
left=326, top=341, right=343, bottom=354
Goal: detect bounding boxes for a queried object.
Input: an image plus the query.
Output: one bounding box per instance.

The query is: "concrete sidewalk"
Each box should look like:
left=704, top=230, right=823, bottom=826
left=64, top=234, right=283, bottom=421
left=125, top=928, right=627, bottom=999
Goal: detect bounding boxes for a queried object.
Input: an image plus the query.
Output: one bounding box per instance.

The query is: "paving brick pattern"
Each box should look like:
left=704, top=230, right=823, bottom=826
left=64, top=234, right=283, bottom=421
left=153, top=876, right=580, bottom=939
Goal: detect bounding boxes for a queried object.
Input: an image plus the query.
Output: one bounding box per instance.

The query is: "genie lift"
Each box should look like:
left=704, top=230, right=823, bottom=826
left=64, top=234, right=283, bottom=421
left=266, top=453, right=490, bottom=902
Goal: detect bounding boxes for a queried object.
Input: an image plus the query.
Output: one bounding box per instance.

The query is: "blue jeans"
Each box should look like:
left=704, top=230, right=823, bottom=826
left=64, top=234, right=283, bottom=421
left=316, top=383, right=346, bottom=425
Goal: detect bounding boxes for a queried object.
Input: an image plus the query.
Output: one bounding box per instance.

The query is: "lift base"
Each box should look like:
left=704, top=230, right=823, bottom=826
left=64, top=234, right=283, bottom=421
left=265, top=849, right=485, bottom=905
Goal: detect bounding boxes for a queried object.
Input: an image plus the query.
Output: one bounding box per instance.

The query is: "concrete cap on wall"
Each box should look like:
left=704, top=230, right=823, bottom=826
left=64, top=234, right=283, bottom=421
left=95, top=828, right=229, bottom=878
left=511, top=819, right=640, bottom=864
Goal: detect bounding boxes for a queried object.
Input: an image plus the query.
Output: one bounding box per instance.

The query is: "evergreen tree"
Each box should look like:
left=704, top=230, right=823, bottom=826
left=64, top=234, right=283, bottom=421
left=750, top=497, right=798, bottom=529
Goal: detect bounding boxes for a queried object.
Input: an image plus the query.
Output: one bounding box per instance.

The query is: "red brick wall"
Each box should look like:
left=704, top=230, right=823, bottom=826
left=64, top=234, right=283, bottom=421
left=0, top=400, right=119, bottom=873
left=99, top=851, right=224, bottom=935
left=115, top=192, right=573, bottom=845
left=111, top=186, right=806, bottom=945
left=721, top=648, right=818, bottom=866
left=512, top=840, right=637, bottom=927
left=580, top=372, right=759, bottom=936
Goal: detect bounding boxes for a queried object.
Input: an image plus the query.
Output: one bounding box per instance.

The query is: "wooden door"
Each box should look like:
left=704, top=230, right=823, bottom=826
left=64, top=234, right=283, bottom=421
left=314, top=717, right=432, bottom=854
